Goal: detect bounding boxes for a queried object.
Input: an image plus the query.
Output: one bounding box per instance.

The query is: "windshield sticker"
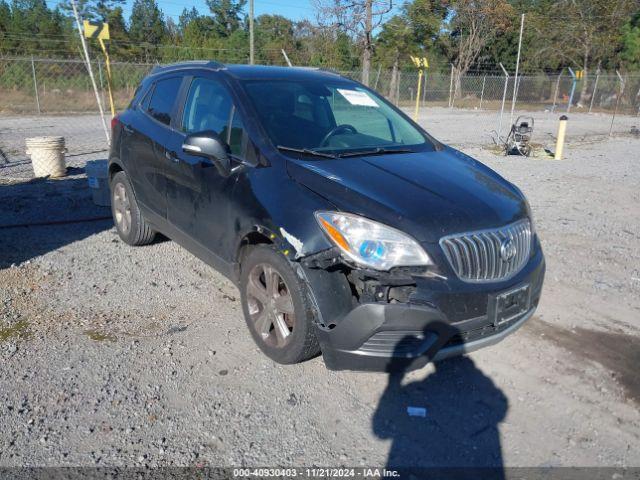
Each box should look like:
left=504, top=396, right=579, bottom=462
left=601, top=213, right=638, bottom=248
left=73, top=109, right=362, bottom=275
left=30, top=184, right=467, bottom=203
left=337, top=89, right=379, bottom=107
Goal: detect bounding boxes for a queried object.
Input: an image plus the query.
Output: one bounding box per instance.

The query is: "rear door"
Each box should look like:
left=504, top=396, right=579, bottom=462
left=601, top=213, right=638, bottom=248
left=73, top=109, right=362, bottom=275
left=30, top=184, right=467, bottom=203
left=125, top=75, right=183, bottom=220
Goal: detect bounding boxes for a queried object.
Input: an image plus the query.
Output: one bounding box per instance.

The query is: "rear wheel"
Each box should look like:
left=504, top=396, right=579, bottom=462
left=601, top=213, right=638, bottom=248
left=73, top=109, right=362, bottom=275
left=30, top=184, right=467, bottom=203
left=240, top=245, right=320, bottom=364
left=110, top=171, right=156, bottom=246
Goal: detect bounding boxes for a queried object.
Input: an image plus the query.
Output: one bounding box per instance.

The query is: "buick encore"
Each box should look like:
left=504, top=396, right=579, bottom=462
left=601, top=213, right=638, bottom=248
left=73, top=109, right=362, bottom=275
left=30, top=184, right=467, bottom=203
left=108, top=61, right=545, bottom=371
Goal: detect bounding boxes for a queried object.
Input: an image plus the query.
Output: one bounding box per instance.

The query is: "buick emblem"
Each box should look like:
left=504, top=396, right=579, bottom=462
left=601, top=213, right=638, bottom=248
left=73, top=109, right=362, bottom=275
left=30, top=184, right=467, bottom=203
left=500, top=238, right=517, bottom=262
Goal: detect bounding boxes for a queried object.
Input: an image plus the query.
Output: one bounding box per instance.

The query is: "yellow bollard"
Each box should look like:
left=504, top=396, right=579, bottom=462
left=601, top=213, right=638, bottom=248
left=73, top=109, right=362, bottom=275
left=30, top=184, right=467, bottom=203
left=413, top=69, right=423, bottom=122
left=554, top=115, right=568, bottom=160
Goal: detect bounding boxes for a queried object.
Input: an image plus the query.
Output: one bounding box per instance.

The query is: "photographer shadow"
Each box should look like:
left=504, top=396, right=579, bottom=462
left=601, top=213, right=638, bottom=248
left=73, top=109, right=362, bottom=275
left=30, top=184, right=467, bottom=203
left=372, top=331, right=508, bottom=476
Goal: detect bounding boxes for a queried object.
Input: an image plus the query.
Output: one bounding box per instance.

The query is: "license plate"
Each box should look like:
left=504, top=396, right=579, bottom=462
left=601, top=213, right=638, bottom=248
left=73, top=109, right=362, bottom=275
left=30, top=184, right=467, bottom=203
left=489, top=284, right=530, bottom=327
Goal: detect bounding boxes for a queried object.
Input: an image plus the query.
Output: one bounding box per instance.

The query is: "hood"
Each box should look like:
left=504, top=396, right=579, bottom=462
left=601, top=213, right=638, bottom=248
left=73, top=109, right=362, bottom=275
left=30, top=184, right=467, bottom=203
left=286, top=147, right=528, bottom=243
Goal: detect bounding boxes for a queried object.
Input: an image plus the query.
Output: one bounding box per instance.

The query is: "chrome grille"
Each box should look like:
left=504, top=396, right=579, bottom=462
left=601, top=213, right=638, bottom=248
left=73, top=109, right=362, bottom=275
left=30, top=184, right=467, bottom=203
left=439, top=219, right=532, bottom=282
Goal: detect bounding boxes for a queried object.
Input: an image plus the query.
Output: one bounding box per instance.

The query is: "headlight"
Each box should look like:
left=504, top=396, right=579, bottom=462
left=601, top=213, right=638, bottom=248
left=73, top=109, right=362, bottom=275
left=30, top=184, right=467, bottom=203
left=315, top=211, right=431, bottom=271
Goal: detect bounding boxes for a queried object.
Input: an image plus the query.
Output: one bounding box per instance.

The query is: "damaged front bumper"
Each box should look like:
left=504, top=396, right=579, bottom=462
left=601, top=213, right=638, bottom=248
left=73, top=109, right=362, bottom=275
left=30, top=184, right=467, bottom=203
left=305, top=244, right=545, bottom=372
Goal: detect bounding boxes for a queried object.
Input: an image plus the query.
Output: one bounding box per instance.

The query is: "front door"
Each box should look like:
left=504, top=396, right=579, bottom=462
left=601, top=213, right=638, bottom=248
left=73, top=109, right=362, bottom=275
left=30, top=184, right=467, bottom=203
left=163, top=75, right=248, bottom=264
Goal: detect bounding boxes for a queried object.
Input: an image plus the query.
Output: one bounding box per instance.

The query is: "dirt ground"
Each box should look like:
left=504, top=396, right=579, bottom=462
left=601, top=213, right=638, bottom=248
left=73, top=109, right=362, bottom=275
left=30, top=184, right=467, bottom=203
left=0, top=135, right=639, bottom=468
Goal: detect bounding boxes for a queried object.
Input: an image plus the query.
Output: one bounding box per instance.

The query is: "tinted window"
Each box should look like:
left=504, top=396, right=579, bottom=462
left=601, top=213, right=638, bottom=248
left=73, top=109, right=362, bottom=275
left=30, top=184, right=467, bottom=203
left=242, top=80, right=428, bottom=154
left=147, top=77, right=182, bottom=126
left=227, top=106, right=245, bottom=156
left=182, top=78, right=231, bottom=135
left=182, top=77, right=246, bottom=156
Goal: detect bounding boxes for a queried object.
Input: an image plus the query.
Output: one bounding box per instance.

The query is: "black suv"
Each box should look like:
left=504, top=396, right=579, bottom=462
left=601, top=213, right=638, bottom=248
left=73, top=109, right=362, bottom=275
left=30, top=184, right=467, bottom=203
left=108, top=61, right=545, bottom=371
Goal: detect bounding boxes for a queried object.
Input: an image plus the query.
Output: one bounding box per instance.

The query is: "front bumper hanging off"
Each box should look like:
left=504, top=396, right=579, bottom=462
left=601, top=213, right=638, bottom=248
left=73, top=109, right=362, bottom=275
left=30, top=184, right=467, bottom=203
left=312, top=248, right=545, bottom=372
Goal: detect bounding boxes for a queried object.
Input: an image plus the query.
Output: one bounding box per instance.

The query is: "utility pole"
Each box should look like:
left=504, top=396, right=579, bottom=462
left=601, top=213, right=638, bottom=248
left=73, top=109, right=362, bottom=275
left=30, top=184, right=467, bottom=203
left=362, top=0, right=372, bottom=86
left=510, top=13, right=524, bottom=125
left=249, top=0, right=255, bottom=65
left=70, top=0, right=109, bottom=143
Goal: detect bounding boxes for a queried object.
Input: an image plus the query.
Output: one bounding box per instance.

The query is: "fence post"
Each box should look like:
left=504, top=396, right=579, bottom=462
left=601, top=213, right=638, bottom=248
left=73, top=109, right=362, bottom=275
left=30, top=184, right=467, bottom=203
left=448, top=63, right=454, bottom=108
left=510, top=13, right=525, bottom=125
left=396, top=71, right=401, bottom=106
left=497, top=63, right=510, bottom=140
left=479, top=75, right=486, bottom=110
left=609, top=71, right=625, bottom=136
left=373, top=65, right=381, bottom=90
left=97, top=60, right=107, bottom=114
left=30, top=55, right=41, bottom=115
left=567, top=67, right=577, bottom=113
left=422, top=71, right=427, bottom=107
left=551, top=69, right=563, bottom=113
left=589, top=70, right=600, bottom=114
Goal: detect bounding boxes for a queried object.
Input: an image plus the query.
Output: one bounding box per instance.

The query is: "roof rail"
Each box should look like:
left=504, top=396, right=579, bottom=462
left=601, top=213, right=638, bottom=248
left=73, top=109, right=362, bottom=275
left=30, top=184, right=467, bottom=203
left=149, top=60, right=225, bottom=75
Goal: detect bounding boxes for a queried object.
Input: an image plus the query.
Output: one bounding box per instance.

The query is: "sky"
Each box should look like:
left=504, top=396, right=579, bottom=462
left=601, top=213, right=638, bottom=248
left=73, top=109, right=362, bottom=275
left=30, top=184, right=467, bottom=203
left=51, top=0, right=401, bottom=27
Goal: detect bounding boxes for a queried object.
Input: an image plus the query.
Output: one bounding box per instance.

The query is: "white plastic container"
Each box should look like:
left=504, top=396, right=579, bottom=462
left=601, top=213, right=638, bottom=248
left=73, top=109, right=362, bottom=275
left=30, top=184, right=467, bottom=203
left=25, top=136, right=67, bottom=178
left=85, top=160, right=110, bottom=206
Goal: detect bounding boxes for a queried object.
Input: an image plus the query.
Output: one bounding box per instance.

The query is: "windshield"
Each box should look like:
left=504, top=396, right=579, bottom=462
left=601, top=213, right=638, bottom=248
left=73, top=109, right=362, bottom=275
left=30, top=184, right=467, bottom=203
left=241, top=79, right=433, bottom=155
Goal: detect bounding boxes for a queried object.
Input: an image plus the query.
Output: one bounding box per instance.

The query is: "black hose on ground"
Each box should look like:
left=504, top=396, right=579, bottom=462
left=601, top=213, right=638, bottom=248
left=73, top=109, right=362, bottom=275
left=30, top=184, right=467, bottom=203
left=0, top=215, right=112, bottom=230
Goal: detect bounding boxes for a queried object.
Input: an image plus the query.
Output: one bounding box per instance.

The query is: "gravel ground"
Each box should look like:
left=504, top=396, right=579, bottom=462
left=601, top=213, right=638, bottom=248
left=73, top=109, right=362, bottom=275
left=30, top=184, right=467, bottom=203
left=0, top=135, right=639, bottom=468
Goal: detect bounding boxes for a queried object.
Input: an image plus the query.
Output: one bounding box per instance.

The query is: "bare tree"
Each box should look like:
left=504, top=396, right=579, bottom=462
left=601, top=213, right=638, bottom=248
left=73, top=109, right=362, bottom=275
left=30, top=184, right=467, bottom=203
left=312, top=0, right=393, bottom=85
left=443, top=0, right=513, bottom=97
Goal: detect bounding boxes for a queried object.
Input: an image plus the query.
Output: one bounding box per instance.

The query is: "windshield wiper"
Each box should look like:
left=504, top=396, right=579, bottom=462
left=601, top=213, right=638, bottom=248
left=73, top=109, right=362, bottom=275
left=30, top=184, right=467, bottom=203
left=277, top=145, right=336, bottom=159
left=337, top=147, right=414, bottom=158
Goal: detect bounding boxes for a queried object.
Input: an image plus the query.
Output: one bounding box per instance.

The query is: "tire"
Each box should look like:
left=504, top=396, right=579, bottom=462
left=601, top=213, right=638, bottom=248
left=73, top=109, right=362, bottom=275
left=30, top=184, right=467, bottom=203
left=110, top=171, right=156, bottom=246
left=240, top=245, right=320, bottom=364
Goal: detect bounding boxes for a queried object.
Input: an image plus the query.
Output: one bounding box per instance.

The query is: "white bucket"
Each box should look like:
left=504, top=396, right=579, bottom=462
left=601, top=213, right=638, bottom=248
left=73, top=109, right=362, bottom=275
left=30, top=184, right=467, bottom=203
left=25, top=136, right=67, bottom=178
left=85, top=160, right=110, bottom=207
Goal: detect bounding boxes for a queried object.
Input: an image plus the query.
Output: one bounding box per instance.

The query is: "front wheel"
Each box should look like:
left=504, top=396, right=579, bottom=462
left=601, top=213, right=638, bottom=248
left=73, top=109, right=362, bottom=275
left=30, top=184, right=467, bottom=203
left=240, top=245, right=320, bottom=364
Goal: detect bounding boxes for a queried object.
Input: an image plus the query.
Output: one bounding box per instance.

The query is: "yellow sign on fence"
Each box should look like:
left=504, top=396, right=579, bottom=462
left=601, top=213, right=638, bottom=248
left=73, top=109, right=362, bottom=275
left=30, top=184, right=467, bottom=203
left=83, top=21, right=115, bottom=116
left=83, top=21, right=110, bottom=41
left=410, top=56, right=429, bottom=69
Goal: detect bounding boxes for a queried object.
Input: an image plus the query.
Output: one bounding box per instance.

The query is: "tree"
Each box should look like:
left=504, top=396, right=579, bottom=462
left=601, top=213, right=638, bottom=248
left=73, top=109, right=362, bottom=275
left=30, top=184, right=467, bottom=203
left=619, top=13, right=640, bottom=70
left=104, top=6, right=129, bottom=59
left=441, top=0, right=513, bottom=95
left=128, top=0, right=167, bottom=60
left=553, top=0, right=637, bottom=105
left=254, top=14, right=296, bottom=64
left=4, top=0, right=70, bottom=56
left=375, top=15, right=415, bottom=100
left=58, top=0, right=125, bottom=22
left=312, top=0, right=393, bottom=85
left=205, top=0, right=247, bottom=37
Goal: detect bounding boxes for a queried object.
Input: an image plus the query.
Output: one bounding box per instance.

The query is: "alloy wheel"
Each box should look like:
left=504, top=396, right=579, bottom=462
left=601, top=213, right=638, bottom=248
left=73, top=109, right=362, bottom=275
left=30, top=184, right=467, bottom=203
left=112, top=182, right=132, bottom=235
left=246, top=263, right=296, bottom=348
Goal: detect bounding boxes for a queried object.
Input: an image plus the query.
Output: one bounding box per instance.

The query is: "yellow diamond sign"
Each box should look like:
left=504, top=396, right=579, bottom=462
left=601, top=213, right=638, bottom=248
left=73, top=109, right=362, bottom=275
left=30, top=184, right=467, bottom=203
left=83, top=21, right=110, bottom=40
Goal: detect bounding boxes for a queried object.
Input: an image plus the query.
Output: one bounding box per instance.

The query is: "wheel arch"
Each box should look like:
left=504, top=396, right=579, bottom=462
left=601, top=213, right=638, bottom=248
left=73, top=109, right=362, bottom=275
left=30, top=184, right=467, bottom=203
left=108, top=157, right=125, bottom=184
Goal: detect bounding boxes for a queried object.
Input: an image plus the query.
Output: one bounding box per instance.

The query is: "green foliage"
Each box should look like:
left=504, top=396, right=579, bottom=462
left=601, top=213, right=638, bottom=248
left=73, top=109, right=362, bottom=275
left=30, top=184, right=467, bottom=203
left=0, top=0, right=638, bottom=75
left=619, top=14, right=640, bottom=70
left=205, top=0, right=247, bottom=37
left=129, top=0, right=165, bottom=44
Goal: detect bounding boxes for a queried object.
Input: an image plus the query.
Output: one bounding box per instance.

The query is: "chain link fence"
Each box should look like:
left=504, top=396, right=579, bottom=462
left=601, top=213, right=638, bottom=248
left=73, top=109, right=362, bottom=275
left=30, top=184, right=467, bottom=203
left=0, top=57, right=154, bottom=167
left=2, top=57, right=639, bottom=169
left=339, top=69, right=640, bottom=147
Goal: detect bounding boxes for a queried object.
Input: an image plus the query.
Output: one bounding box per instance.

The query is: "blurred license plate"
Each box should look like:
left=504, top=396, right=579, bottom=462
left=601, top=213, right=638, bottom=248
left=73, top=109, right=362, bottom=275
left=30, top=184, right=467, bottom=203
left=490, top=284, right=530, bottom=327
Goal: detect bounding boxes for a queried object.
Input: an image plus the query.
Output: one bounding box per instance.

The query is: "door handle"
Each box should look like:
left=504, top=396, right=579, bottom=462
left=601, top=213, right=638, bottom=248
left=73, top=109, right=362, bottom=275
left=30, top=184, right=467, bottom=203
left=123, top=124, right=134, bottom=134
left=165, top=151, right=179, bottom=163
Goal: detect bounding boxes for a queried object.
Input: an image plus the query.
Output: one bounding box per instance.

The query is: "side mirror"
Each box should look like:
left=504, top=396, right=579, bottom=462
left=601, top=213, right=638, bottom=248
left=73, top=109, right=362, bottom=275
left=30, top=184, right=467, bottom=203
left=182, top=130, right=231, bottom=176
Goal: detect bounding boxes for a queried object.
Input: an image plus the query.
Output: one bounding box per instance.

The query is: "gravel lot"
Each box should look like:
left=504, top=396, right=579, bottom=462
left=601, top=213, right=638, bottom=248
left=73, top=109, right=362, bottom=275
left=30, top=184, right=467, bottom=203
left=0, top=134, right=639, bottom=468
